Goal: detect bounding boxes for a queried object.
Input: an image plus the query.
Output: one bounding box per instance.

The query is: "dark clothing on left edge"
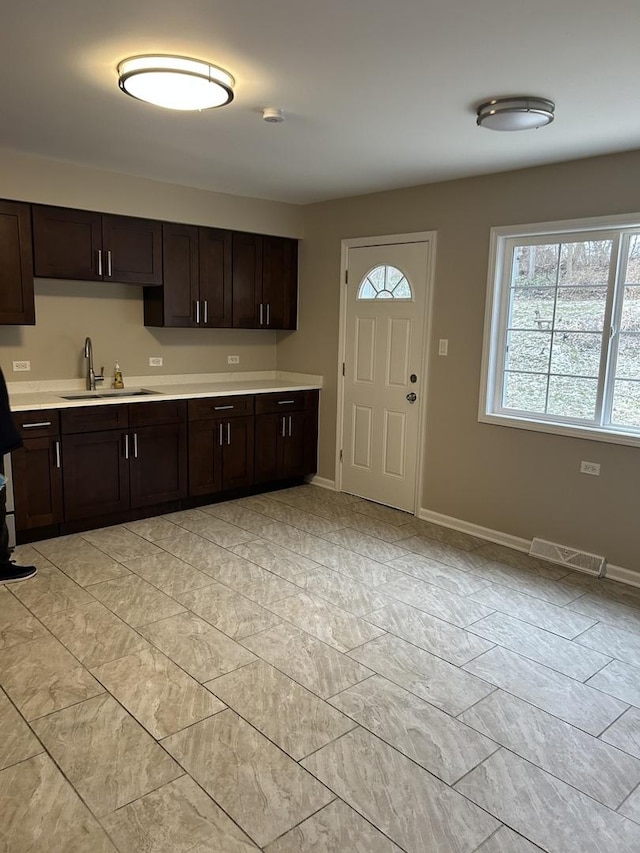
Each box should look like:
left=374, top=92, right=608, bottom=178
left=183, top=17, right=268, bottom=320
left=0, top=367, right=21, bottom=455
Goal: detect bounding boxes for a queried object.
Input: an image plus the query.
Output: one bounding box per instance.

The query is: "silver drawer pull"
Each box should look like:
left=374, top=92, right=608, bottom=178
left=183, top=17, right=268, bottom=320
left=22, top=421, right=52, bottom=429
left=277, top=400, right=295, bottom=405
left=214, top=405, right=234, bottom=410
left=55, top=440, right=61, bottom=469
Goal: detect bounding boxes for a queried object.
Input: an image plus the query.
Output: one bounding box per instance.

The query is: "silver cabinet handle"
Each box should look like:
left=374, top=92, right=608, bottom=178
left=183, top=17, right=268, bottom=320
left=227, top=422, right=231, bottom=445
left=266, top=303, right=270, bottom=326
left=22, top=421, right=52, bottom=429
left=281, top=416, right=286, bottom=437
left=55, top=440, right=61, bottom=469
left=218, top=423, right=223, bottom=446
left=203, top=300, right=208, bottom=324
left=195, top=300, right=201, bottom=324
left=214, top=405, right=234, bottom=410
left=97, top=249, right=103, bottom=276
left=133, top=432, right=138, bottom=459
left=288, top=415, right=292, bottom=437
left=124, top=433, right=129, bottom=460
left=259, top=303, right=264, bottom=325
left=277, top=400, right=295, bottom=405
left=107, top=250, right=112, bottom=277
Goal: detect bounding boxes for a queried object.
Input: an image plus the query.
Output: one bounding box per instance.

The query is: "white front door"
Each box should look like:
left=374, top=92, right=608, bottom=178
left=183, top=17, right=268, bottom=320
left=341, top=239, right=431, bottom=512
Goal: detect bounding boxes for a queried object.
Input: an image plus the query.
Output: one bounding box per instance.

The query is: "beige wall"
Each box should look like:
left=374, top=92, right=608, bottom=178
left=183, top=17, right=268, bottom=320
left=0, top=149, right=302, bottom=381
left=277, top=149, right=640, bottom=572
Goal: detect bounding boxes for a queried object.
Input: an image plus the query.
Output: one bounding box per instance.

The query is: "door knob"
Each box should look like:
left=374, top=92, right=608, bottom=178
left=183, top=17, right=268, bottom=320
left=406, top=392, right=417, bottom=403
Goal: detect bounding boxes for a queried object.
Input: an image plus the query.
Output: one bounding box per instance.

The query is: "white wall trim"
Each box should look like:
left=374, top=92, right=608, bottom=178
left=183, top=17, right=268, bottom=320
left=419, top=506, right=640, bottom=588
left=307, top=475, right=336, bottom=490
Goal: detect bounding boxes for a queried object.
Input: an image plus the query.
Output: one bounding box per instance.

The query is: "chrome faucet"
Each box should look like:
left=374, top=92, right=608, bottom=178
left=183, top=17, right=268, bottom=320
left=84, top=337, right=105, bottom=391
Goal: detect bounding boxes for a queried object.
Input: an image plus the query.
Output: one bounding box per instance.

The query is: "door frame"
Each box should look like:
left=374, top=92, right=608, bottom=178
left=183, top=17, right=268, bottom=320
left=335, top=231, right=437, bottom=514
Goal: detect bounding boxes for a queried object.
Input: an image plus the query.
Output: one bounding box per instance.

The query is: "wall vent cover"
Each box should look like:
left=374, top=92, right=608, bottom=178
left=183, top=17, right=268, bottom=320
left=529, top=537, right=606, bottom=577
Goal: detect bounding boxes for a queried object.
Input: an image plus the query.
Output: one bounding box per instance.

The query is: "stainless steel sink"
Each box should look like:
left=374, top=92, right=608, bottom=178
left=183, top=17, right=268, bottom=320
left=60, top=389, right=160, bottom=401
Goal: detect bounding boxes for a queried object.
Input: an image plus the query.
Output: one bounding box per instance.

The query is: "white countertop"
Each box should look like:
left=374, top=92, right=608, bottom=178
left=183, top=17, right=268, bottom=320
left=8, top=371, right=322, bottom=412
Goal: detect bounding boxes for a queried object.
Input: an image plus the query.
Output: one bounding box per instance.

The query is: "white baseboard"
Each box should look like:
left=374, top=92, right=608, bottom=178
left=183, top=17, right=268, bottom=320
left=307, top=475, right=336, bottom=490
left=419, top=506, right=640, bottom=589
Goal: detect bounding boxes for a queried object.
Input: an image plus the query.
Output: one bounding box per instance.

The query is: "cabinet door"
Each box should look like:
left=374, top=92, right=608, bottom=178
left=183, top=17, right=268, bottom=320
left=0, top=201, right=35, bottom=325
left=188, top=420, right=223, bottom=496
left=282, top=410, right=315, bottom=478
left=254, top=413, right=283, bottom=484
left=150, top=223, right=200, bottom=327
left=232, top=232, right=262, bottom=328
left=262, top=236, right=298, bottom=330
left=62, top=430, right=129, bottom=520
left=12, top=437, right=63, bottom=530
left=32, top=205, right=102, bottom=281
left=199, top=227, right=232, bottom=327
left=130, top=422, right=187, bottom=508
left=102, top=215, right=162, bottom=285
left=222, top=416, right=255, bottom=490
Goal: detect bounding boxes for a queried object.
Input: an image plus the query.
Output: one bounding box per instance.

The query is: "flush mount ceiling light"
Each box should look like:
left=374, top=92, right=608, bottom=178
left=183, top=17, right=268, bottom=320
left=476, top=96, right=555, bottom=131
left=117, top=55, right=234, bottom=111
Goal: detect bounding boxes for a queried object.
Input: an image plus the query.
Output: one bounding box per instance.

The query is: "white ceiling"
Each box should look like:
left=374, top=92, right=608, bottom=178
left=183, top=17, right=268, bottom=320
left=4, top=0, right=640, bottom=204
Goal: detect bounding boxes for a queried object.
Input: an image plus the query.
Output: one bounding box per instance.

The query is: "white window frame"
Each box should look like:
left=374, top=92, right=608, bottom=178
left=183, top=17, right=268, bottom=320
left=479, top=212, right=640, bottom=448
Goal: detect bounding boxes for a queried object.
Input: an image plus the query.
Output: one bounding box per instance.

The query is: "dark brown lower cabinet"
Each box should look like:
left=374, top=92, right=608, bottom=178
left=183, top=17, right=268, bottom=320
left=189, top=415, right=254, bottom=496
left=62, top=429, right=130, bottom=521
left=12, top=437, right=63, bottom=529
left=130, top=423, right=187, bottom=508
left=255, top=391, right=319, bottom=484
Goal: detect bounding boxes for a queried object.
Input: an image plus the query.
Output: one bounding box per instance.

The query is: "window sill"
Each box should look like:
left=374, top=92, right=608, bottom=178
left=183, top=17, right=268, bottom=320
left=479, top=411, right=640, bottom=449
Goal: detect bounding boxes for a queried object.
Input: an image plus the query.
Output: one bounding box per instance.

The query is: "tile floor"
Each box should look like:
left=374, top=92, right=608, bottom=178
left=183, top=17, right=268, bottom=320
left=1, top=484, right=640, bottom=851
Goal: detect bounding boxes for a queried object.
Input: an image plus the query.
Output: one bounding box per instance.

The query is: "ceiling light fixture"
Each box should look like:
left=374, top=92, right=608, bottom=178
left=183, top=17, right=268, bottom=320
left=117, top=54, right=235, bottom=111
left=476, top=96, right=555, bottom=131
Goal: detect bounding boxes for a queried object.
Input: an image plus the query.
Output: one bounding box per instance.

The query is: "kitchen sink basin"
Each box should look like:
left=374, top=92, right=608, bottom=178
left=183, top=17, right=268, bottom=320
left=60, top=389, right=160, bottom=401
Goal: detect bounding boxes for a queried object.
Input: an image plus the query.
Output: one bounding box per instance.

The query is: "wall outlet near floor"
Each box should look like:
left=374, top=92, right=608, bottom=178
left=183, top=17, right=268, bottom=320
left=438, top=339, right=448, bottom=356
left=580, top=461, right=600, bottom=476
left=149, top=357, right=163, bottom=367
left=12, top=360, right=30, bottom=372
left=227, top=355, right=240, bottom=364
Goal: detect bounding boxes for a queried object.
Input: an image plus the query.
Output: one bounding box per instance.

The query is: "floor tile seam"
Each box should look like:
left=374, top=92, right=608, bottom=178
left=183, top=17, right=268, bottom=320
left=597, top=705, right=637, bottom=747
left=0, top=591, right=58, bottom=649
left=467, top=576, right=591, bottom=608
left=325, top=685, right=503, bottom=787
left=458, top=705, right=640, bottom=810
left=348, top=617, right=497, bottom=668
left=160, top=710, right=339, bottom=848
left=565, top=599, right=640, bottom=630
left=368, top=589, right=498, bottom=631
left=99, top=769, right=259, bottom=853
left=342, top=648, right=498, bottom=716
left=463, top=625, right=613, bottom=682
left=455, top=743, right=640, bottom=825
left=185, top=567, right=301, bottom=608
left=573, top=621, right=640, bottom=663
left=78, top=527, right=163, bottom=563
left=259, top=797, right=345, bottom=852
left=584, top=664, right=640, bottom=707
left=384, top=564, right=493, bottom=598
left=617, top=781, right=640, bottom=817
left=200, top=681, right=360, bottom=763
left=131, top=617, right=260, bottom=683
left=456, top=679, right=628, bottom=740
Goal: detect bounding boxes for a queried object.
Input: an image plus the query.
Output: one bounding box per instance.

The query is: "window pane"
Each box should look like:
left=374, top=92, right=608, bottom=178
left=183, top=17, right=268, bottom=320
left=611, top=380, right=640, bottom=428
left=558, top=240, right=612, bottom=287
left=357, top=265, right=413, bottom=301
left=615, top=334, right=640, bottom=379
left=505, top=331, right=551, bottom=372
left=620, top=286, right=640, bottom=332
left=550, top=332, right=601, bottom=377
left=503, top=372, right=548, bottom=412
left=508, top=288, right=555, bottom=330
left=512, top=244, right=559, bottom=287
left=553, top=287, right=607, bottom=332
left=624, top=234, right=640, bottom=284
left=547, top=376, right=598, bottom=419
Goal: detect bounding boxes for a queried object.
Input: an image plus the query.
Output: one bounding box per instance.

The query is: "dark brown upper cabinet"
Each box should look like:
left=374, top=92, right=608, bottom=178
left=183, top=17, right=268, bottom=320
left=0, top=200, right=35, bottom=325
left=143, top=223, right=232, bottom=327
left=32, top=205, right=162, bottom=285
left=232, top=232, right=298, bottom=329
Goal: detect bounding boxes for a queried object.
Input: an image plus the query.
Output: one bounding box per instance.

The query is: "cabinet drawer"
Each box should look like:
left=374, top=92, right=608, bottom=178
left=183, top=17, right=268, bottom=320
left=14, top=409, right=60, bottom=438
left=254, top=391, right=307, bottom=415
left=61, top=404, right=129, bottom=434
left=188, top=395, right=254, bottom=421
left=129, top=399, right=186, bottom=427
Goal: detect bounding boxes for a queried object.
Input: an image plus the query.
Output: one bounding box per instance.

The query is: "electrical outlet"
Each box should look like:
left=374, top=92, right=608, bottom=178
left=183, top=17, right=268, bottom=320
left=438, top=339, right=448, bottom=356
left=12, top=360, right=30, bottom=372
left=580, top=461, right=600, bottom=476
left=227, top=355, right=240, bottom=364
left=149, top=357, right=163, bottom=367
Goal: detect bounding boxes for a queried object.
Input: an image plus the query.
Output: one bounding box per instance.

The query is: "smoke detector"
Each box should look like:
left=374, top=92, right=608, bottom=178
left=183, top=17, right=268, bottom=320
left=262, top=107, right=285, bottom=123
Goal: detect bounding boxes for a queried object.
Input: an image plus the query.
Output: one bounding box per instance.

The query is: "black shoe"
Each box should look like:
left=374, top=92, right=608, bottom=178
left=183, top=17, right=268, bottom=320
left=0, top=561, right=37, bottom=583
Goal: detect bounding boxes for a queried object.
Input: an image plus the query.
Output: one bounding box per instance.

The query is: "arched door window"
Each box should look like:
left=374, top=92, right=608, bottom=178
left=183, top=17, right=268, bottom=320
left=357, top=264, right=413, bottom=300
